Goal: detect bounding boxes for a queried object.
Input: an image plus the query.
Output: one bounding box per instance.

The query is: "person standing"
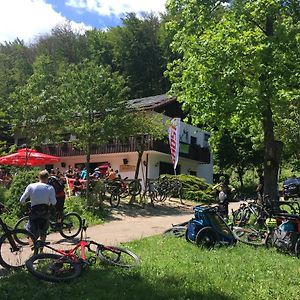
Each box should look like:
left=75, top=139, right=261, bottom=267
left=48, top=169, right=66, bottom=225
left=20, top=170, right=56, bottom=246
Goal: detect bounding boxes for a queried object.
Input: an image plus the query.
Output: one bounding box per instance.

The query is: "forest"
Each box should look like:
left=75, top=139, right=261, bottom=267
left=0, top=0, right=299, bottom=195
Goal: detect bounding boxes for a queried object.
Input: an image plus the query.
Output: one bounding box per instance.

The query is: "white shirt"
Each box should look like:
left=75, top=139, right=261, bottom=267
left=20, top=182, right=57, bottom=207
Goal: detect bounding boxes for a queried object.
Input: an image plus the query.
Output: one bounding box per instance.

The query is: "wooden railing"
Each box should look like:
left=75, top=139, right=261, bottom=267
left=37, top=135, right=210, bottom=164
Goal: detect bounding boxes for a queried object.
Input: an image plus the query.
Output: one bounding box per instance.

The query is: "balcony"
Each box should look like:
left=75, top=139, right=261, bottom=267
left=37, top=135, right=210, bottom=164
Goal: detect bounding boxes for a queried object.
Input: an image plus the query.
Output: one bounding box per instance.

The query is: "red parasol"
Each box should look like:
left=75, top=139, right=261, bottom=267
left=0, top=148, right=61, bottom=167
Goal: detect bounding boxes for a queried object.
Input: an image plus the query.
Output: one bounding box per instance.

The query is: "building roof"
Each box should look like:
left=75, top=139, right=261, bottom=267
left=128, top=94, right=177, bottom=110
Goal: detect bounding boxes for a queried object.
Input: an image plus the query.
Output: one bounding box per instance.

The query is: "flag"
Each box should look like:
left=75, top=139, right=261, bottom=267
left=168, top=117, right=181, bottom=173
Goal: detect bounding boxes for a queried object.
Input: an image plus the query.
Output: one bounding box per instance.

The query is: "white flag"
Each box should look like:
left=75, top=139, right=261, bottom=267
left=168, top=118, right=181, bottom=173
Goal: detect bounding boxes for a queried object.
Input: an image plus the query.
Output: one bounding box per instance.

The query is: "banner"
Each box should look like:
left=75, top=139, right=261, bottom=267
left=168, top=117, right=181, bottom=173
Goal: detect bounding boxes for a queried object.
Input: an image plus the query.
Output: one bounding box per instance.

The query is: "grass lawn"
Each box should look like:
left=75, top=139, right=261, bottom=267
left=0, top=235, right=299, bottom=300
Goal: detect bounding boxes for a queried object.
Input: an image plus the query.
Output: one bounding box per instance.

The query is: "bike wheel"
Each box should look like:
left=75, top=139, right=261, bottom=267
left=294, top=237, right=300, bottom=258
left=128, top=180, right=142, bottom=196
left=97, top=246, right=140, bottom=268
left=26, top=253, right=81, bottom=282
left=0, top=229, right=36, bottom=269
left=59, top=212, right=82, bottom=239
left=110, top=194, right=120, bottom=208
left=196, top=227, right=218, bottom=248
left=163, top=226, right=187, bottom=238
left=14, top=216, right=30, bottom=245
left=232, top=226, right=267, bottom=246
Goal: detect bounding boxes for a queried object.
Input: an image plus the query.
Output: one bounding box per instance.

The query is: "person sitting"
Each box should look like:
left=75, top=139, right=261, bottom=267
left=106, top=168, right=116, bottom=181
left=72, top=176, right=83, bottom=196
left=80, top=167, right=88, bottom=180
left=91, top=167, right=101, bottom=180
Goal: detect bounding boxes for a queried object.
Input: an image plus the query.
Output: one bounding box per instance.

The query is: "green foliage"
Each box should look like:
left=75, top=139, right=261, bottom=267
left=64, top=196, right=107, bottom=226
left=166, top=0, right=300, bottom=198
left=165, top=174, right=214, bottom=202
left=6, top=169, right=39, bottom=217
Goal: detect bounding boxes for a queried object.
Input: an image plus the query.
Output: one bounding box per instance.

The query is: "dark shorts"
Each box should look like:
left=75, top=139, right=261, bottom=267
left=25, top=217, right=49, bottom=238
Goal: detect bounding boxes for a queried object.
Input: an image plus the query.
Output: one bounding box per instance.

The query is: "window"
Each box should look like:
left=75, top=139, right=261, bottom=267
left=190, top=136, right=197, bottom=145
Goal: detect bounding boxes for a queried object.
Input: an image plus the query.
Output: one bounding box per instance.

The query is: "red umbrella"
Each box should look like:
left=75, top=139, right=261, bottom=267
left=0, top=148, right=61, bottom=166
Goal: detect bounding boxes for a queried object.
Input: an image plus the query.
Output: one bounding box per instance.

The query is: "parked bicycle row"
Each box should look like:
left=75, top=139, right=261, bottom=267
left=163, top=197, right=300, bottom=259
left=84, top=175, right=183, bottom=208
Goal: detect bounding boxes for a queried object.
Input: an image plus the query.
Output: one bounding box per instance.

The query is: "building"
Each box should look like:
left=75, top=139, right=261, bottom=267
left=35, top=94, right=213, bottom=186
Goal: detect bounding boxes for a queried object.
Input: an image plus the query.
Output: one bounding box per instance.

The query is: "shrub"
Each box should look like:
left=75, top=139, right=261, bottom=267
left=7, top=169, right=39, bottom=217
left=161, top=174, right=215, bottom=203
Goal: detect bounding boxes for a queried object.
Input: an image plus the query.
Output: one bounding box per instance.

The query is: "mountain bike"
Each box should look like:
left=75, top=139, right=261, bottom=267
left=14, top=207, right=82, bottom=244
left=26, top=220, right=140, bottom=283
left=0, top=203, right=35, bottom=269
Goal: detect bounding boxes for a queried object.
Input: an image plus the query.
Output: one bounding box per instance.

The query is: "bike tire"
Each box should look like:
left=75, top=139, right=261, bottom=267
left=26, top=253, right=82, bottom=283
left=232, top=226, right=267, bottom=247
left=59, top=212, right=82, bottom=239
left=0, top=229, right=36, bottom=269
left=163, top=226, right=187, bottom=238
left=14, top=216, right=30, bottom=245
left=128, top=180, right=142, bottom=196
left=97, top=246, right=140, bottom=268
left=294, top=237, right=300, bottom=258
left=196, top=227, right=218, bottom=248
left=109, top=194, right=120, bottom=208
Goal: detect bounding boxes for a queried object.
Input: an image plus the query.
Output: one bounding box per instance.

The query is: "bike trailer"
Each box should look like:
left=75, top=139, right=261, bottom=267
left=186, top=205, right=236, bottom=247
left=268, top=213, right=300, bottom=254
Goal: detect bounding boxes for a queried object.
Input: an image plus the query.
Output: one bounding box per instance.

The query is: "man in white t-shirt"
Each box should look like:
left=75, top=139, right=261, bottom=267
left=20, top=170, right=57, bottom=245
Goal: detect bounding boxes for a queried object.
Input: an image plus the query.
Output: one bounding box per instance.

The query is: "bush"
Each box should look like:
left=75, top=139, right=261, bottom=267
left=161, top=174, right=215, bottom=203
left=6, top=169, right=39, bottom=217
left=65, top=196, right=107, bottom=226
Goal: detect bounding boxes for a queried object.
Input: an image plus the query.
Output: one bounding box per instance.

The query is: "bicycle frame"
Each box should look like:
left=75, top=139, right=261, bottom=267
left=38, top=239, right=92, bottom=262
left=0, top=217, right=19, bottom=251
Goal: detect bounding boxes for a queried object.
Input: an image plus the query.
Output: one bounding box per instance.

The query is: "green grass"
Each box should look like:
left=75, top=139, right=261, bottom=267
left=1, top=236, right=299, bottom=300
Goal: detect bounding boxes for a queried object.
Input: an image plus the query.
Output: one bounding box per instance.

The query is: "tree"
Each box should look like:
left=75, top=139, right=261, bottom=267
left=212, top=124, right=264, bottom=187
left=56, top=60, right=135, bottom=205
left=107, top=13, right=168, bottom=98
left=166, top=0, right=300, bottom=200
left=126, top=111, right=167, bottom=205
left=11, top=54, right=64, bottom=145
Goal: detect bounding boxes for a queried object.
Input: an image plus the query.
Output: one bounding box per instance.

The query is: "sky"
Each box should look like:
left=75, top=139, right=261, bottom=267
left=0, top=0, right=167, bottom=44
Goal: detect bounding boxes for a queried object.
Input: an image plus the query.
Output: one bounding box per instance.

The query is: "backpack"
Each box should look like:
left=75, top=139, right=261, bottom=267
left=48, top=176, right=65, bottom=195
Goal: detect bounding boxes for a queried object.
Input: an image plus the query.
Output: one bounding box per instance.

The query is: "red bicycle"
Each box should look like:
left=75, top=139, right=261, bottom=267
left=25, top=220, right=140, bottom=282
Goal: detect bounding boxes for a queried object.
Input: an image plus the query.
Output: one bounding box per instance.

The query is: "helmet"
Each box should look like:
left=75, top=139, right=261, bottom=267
left=265, top=218, right=277, bottom=228
left=218, top=191, right=227, bottom=202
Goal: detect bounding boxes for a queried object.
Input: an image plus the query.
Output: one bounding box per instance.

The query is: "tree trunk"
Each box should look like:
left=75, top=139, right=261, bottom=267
left=236, top=167, right=244, bottom=188
left=85, top=140, right=91, bottom=208
left=128, top=150, right=143, bottom=205
left=260, top=15, right=283, bottom=203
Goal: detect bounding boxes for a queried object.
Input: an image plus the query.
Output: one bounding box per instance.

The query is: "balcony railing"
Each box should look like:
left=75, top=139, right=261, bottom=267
left=37, top=135, right=210, bottom=164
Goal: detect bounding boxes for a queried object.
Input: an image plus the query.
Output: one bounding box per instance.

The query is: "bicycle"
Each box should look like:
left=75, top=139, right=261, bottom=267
left=14, top=206, right=82, bottom=244
left=26, top=220, right=140, bottom=282
left=0, top=202, right=35, bottom=269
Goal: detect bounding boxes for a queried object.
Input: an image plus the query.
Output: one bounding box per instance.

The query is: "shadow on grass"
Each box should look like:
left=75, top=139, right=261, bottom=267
left=0, top=265, right=237, bottom=300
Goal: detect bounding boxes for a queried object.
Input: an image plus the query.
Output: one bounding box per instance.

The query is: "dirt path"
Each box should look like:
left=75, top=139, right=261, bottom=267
left=47, top=199, right=243, bottom=246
